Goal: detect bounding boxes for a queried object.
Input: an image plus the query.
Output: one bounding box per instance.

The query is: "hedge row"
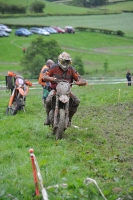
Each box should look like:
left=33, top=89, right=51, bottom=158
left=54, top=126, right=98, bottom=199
left=3, top=23, right=125, bottom=37
left=75, top=27, right=125, bottom=36
left=0, top=10, right=122, bottom=18
left=4, top=24, right=49, bottom=29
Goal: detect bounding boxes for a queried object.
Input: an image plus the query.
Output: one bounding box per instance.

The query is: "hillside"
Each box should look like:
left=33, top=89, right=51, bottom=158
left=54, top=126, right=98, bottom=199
left=56, top=0, right=133, bottom=12
left=0, top=0, right=133, bottom=14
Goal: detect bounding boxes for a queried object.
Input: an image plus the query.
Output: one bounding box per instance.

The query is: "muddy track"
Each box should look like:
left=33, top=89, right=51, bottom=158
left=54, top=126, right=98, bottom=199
left=62, top=45, right=133, bottom=56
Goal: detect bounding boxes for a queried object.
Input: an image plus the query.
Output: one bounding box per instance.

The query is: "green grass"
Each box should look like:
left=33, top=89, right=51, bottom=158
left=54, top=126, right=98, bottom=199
left=1, top=0, right=133, bottom=14
left=99, top=1, right=133, bottom=11
left=0, top=30, right=133, bottom=81
left=0, top=83, right=133, bottom=199
left=0, top=0, right=99, bottom=15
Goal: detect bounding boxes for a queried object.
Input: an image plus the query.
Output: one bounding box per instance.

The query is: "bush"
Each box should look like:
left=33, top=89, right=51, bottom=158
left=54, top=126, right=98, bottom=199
left=21, top=37, right=62, bottom=78
left=117, top=30, right=125, bottom=36
left=30, top=1, right=45, bottom=13
left=73, top=56, right=85, bottom=75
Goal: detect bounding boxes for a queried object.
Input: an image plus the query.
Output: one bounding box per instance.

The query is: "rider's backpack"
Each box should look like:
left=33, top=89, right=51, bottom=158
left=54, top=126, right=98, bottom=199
left=5, top=76, right=15, bottom=90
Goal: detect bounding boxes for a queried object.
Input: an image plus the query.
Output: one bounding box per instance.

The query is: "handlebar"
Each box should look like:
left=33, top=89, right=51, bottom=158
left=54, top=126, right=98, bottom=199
left=53, top=79, right=87, bottom=86
left=53, top=79, right=76, bottom=86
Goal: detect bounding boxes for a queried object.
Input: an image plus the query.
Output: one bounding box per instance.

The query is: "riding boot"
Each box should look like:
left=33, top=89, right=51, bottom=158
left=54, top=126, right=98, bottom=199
left=44, top=102, right=51, bottom=125
left=68, top=102, right=79, bottom=127
left=44, top=114, right=50, bottom=125
left=68, top=93, right=80, bottom=127
left=43, top=99, right=46, bottom=108
left=68, top=111, right=75, bottom=127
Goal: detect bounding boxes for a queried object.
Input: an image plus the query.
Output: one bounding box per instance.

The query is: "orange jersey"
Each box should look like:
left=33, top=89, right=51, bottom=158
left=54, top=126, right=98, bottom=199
left=38, top=65, right=49, bottom=86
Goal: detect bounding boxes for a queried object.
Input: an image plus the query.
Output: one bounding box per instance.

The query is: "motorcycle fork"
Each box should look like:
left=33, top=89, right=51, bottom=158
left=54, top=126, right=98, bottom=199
left=16, top=92, right=25, bottom=111
left=54, top=96, right=59, bottom=127
left=8, top=87, right=16, bottom=107
left=65, top=101, right=69, bottom=129
left=54, top=95, right=69, bottom=129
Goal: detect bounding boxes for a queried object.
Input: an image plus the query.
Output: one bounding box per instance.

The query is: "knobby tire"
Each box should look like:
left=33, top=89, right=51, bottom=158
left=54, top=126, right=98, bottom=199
left=10, top=98, right=20, bottom=115
left=55, top=109, right=65, bottom=140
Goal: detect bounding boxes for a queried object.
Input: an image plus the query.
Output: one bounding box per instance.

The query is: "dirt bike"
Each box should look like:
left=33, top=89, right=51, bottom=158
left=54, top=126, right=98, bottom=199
left=48, top=80, right=76, bottom=140
left=5, top=71, right=32, bottom=115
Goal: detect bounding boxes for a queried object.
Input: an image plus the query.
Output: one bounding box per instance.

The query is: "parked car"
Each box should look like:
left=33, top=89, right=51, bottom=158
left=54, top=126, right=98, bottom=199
left=0, top=24, right=12, bottom=33
left=38, top=28, right=50, bottom=36
left=0, top=32, right=4, bottom=37
left=30, top=27, right=41, bottom=34
left=53, top=27, right=65, bottom=33
left=30, top=27, right=50, bottom=35
left=65, top=26, right=75, bottom=34
left=0, top=31, right=9, bottom=37
left=43, top=27, right=57, bottom=34
left=15, top=29, right=31, bottom=37
left=18, top=28, right=32, bottom=35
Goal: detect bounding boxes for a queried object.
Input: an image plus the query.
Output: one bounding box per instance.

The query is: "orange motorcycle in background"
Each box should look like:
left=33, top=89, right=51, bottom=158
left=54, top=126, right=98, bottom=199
left=5, top=71, right=32, bottom=115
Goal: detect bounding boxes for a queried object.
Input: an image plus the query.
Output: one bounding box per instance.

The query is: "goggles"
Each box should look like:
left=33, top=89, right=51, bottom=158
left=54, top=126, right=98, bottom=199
left=61, top=60, right=71, bottom=65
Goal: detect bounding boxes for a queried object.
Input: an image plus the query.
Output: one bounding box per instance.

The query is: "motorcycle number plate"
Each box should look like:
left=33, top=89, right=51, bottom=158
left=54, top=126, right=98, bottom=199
left=59, top=95, right=69, bottom=103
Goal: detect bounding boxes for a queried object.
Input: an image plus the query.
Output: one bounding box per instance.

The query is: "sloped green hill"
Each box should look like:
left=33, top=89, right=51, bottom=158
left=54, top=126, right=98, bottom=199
left=1, top=0, right=133, bottom=14
left=0, top=0, right=96, bottom=15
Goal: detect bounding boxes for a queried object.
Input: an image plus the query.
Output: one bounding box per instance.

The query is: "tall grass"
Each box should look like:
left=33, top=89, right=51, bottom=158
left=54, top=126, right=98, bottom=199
left=0, top=83, right=133, bottom=199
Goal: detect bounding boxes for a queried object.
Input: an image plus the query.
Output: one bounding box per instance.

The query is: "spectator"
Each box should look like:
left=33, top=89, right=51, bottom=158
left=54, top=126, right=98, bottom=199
left=126, top=70, right=131, bottom=86
left=22, top=47, right=26, bottom=53
left=38, top=59, right=55, bottom=106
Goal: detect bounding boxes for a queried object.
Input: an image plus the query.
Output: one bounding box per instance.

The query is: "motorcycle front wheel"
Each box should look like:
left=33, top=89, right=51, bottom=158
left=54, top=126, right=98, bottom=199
left=6, top=99, right=20, bottom=115
left=55, top=109, right=65, bottom=140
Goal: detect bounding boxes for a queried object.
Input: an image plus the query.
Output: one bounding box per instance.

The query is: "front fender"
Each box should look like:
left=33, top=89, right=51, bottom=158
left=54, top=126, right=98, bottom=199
left=16, top=87, right=29, bottom=96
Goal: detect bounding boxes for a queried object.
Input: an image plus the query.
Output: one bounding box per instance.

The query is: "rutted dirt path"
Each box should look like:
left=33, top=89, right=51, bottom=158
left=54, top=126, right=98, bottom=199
left=62, top=45, right=133, bottom=56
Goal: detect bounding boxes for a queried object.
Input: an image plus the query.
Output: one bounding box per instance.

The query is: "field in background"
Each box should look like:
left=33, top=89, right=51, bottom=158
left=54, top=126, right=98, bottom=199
left=0, top=0, right=133, bottom=13
left=0, top=28, right=133, bottom=81
left=98, top=1, right=133, bottom=11
left=0, top=13, right=133, bottom=38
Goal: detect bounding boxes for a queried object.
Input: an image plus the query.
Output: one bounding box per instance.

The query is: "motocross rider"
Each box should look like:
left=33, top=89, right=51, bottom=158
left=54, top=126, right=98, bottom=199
left=43, top=52, right=87, bottom=126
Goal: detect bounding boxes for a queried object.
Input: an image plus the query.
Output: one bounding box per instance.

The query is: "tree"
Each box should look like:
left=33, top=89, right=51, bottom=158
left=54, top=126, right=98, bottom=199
left=30, top=1, right=45, bottom=13
left=21, top=37, right=62, bottom=78
left=0, top=2, right=26, bottom=14
left=73, top=56, right=85, bottom=75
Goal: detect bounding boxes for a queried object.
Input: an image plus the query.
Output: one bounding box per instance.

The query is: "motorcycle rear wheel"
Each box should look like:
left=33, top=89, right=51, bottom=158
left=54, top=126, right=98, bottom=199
left=55, top=109, right=65, bottom=140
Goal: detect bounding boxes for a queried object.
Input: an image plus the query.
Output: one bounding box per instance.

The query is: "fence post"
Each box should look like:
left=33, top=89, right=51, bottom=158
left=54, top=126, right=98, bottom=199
left=29, top=149, right=40, bottom=197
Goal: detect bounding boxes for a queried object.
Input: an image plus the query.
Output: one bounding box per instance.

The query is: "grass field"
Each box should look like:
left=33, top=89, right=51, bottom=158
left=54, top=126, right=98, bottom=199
left=0, top=83, right=133, bottom=200
left=99, top=1, right=133, bottom=11
left=0, top=0, right=133, bottom=13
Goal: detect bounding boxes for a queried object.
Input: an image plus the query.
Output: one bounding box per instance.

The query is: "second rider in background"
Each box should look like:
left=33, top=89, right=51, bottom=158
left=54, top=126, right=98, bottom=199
left=38, top=59, right=55, bottom=106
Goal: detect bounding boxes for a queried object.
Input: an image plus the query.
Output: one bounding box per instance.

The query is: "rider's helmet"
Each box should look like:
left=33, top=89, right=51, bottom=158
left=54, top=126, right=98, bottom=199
left=58, top=52, right=72, bottom=71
